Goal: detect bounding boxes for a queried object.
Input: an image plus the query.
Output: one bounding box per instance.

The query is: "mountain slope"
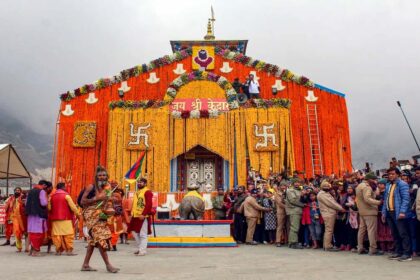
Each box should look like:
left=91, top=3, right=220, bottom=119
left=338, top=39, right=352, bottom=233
left=0, top=109, right=53, bottom=174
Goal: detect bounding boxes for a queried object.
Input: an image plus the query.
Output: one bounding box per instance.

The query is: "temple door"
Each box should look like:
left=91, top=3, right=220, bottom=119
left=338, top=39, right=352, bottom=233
left=186, top=159, right=216, bottom=192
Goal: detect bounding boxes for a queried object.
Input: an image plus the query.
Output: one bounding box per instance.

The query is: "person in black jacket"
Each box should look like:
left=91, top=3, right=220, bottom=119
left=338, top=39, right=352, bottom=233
left=26, top=180, right=52, bottom=256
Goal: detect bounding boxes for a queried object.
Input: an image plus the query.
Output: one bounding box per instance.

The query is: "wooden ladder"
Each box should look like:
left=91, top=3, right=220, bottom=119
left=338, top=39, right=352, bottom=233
left=306, top=104, right=323, bottom=176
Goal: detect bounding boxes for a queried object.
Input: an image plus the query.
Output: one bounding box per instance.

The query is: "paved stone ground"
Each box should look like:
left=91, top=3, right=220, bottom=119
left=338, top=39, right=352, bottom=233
left=0, top=239, right=419, bottom=280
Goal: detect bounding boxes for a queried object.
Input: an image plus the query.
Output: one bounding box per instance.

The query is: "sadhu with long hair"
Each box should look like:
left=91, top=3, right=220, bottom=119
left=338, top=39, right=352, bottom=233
left=80, top=166, right=119, bottom=273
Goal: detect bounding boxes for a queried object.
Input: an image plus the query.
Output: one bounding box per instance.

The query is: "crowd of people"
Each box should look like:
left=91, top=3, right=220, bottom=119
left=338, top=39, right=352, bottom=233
left=0, top=166, right=154, bottom=273
left=211, top=162, right=420, bottom=262
left=1, top=159, right=420, bottom=273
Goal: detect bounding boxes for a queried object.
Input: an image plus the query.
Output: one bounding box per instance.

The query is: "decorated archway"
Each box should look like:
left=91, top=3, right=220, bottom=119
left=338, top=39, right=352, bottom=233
left=164, top=71, right=240, bottom=110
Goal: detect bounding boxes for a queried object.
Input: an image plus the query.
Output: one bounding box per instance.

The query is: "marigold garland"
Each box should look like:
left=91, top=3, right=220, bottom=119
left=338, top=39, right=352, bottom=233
left=60, top=48, right=193, bottom=101
left=60, top=48, right=318, bottom=102
left=164, top=70, right=239, bottom=110
left=215, top=47, right=314, bottom=88
left=109, top=98, right=291, bottom=111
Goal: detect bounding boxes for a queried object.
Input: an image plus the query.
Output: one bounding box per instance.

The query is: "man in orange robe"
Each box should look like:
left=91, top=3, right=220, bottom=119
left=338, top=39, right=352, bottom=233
left=6, top=187, right=27, bottom=252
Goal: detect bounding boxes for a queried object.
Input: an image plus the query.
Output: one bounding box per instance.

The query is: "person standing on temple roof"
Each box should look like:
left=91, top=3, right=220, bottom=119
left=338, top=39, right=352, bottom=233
left=245, top=74, right=260, bottom=99
left=49, top=182, right=80, bottom=256
left=212, top=186, right=227, bottom=220
left=128, top=178, right=154, bottom=257
left=242, top=76, right=250, bottom=98
left=25, top=180, right=52, bottom=257
left=232, top=78, right=243, bottom=94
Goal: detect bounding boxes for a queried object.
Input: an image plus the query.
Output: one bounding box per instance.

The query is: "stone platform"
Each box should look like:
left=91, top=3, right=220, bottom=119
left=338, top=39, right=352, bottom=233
left=148, top=220, right=236, bottom=248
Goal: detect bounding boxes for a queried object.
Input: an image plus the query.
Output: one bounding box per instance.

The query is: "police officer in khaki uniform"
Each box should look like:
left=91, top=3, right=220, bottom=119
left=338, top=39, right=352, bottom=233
left=356, top=172, right=383, bottom=255
left=317, top=180, right=344, bottom=251
left=274, top=181, right=287, bottom=247
left=285, top=179, right=305, bottom=249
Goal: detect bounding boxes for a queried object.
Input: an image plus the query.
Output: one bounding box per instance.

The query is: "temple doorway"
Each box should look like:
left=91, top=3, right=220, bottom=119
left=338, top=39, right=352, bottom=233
left=175, top=145, right=224, bottom=192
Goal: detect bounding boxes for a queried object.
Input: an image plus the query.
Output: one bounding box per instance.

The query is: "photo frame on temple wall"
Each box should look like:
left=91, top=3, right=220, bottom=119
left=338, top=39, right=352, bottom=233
left=126, top=122, right=152, bottom=150
left=72, top=121, right=97, bottom=148
left=192, top=46, right=215, bottom=70
left=252, top=123, right=279, bottom=152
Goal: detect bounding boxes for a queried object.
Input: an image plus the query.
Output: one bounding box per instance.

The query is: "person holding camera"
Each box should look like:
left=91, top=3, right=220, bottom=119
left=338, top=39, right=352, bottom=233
left=244, top=74, right=260, bottom=99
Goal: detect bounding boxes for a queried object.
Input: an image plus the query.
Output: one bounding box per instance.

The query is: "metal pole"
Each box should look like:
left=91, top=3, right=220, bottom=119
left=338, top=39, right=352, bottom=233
left=6, top=146, right=11, bottom=197
left=397, top=101, right=420, bottom=152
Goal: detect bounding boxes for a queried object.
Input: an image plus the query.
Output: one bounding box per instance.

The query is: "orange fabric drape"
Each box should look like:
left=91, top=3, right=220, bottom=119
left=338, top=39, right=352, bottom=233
left=55, top=52, right=352, bottom=200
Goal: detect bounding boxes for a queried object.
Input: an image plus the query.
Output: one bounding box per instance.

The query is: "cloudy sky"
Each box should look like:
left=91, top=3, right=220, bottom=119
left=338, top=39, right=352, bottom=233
left=1, top=0, right=419, bottom=169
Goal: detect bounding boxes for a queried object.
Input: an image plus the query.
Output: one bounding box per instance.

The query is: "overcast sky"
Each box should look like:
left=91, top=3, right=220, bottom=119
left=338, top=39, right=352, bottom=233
left=1, top=0, right=419, bottom=170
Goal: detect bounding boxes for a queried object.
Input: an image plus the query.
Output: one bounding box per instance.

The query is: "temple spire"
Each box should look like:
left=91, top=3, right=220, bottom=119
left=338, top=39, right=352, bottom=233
left=204, top=6, right=216, bottom=41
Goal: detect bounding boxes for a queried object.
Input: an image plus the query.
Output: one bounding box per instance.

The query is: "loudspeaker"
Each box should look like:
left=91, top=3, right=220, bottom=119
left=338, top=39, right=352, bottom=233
left=238, top=93, right=248, bottom=104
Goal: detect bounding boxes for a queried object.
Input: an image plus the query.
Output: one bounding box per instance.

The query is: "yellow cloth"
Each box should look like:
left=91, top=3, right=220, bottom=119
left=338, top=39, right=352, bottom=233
left=185, top=190, right=204, bottom=201
left=51, top=234, right=74, bottom=252
left=388, top=184, right=396, bottom=211
left=131, top=187, right=150, bottom=217
left=52, top=220, right=74, bottom=236
left=66, top=195, right=80, bottom=214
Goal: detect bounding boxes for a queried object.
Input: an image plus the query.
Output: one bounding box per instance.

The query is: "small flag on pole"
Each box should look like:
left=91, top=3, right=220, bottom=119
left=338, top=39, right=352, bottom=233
left=125, top=151, right=146, bottom=184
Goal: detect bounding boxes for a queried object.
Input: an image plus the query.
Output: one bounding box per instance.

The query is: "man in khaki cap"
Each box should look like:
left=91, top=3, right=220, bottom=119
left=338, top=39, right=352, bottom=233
left=285, top=178, right=306, bottom=249
left=273, top=181, right=287, bottom=247
left=239, top=189, right=271, bottom=245
left=356, top=172, right=383, bottom=255
left=317, top=180, right=344, bottom=251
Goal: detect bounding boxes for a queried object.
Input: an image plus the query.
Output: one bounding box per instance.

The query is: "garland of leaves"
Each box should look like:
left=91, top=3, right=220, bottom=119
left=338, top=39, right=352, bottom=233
left=60, top=49, right=193, bottom=102
left=108, top=98, right=291, bottom=111
left=165, top=70, right=240, bottom=110
left=214, top=47, right=314, bottom=88
left=108, top=100, right=171, bottom=110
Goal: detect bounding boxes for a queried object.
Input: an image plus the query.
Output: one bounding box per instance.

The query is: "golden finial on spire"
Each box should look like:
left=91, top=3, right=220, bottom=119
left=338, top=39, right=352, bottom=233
left=204, top=6, right=216, bottom=41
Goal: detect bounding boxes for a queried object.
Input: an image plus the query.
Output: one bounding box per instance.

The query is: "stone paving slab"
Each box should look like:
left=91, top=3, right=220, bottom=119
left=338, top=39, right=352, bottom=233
left=0, top=239, right=418, bottom=280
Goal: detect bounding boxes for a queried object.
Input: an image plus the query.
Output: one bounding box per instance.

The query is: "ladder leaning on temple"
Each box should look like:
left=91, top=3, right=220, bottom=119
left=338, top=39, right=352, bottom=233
left=306, top=104, right=323, bottom=177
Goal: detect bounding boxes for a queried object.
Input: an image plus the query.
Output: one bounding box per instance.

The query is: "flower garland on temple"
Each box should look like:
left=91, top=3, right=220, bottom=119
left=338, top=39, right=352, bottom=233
left=109, top=98, right=291, bottom=119
left=108, top=100, right=171, bottom=110
left=215, top=47, right=314, bottom=88
left=60, top=48, right=193, bottom=101
left=60, top=47, right=316, bottom=102
left=164, top=70, right=240, bottom=110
